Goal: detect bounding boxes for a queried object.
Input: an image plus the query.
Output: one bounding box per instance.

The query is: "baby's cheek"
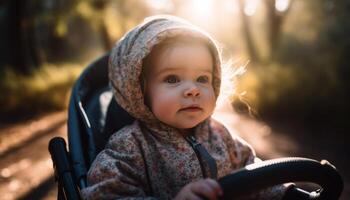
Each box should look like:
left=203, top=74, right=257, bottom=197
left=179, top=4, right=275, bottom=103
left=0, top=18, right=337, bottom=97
left=152, top=94, right=178, bottom=117
left=204, top=89, right=216, bottom=109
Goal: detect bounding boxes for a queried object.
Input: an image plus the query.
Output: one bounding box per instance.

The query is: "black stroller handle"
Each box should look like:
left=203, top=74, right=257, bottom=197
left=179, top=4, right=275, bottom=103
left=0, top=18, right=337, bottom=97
left=49, top=137, right=81, bottom=200
left=218, top=157, right=343, bottom=200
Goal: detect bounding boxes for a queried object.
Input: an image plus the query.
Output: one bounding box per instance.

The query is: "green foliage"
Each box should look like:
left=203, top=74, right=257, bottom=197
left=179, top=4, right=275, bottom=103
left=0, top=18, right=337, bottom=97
left=26, top=0, right=151, bottom=64
left=0, top=63, right=83, bottom=122
left=0, top=0, right=152, bottom=121
left=239, top=62, right=338, bottom=114
left=235, top=0, right=350, bottom=130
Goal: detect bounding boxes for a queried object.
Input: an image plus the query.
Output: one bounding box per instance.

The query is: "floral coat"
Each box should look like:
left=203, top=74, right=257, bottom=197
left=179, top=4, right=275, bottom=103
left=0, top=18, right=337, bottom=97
left=81, top=15, right=287, bottom=200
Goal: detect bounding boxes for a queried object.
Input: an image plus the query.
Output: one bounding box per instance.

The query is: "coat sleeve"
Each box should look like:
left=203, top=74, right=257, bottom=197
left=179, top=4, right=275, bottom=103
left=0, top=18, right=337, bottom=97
left=216, top=121, right=292, bottom=200
left=80, top=129, right=157, bottom=200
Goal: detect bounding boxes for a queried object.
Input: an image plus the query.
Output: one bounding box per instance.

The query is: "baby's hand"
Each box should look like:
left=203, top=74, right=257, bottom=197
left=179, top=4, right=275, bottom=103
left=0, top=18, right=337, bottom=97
left=174, top=178, right=223, bottom=200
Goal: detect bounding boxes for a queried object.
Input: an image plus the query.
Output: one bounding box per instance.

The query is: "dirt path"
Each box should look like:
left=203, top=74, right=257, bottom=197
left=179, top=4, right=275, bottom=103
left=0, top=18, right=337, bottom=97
left=0, top=104, right=348, bottom=199
left=0, top=112, right=66, bottom=200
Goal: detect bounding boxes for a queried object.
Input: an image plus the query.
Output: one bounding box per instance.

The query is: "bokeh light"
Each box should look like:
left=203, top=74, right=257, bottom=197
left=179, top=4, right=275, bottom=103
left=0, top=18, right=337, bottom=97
left=276, top=0, right=290, bottom=12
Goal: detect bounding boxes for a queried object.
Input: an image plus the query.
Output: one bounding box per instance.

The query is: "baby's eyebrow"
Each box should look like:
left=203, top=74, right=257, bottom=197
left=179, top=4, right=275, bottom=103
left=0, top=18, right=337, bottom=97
left=155, top=67, right=213, bottom=76
left=155, top=67, right=178, bottom=75
left=152, top=68, right=175, bottom=77
left=200, top=68, right=213, bottom=74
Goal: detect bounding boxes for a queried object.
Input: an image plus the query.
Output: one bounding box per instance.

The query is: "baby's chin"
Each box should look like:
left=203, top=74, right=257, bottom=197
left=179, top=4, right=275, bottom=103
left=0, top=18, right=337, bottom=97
left=166, top=123, right=197, bottom=130
left=170, top=120, right=206, bottom=130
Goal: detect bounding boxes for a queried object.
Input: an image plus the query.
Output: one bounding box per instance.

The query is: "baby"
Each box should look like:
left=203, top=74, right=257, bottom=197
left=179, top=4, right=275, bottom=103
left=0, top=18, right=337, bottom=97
left=81, top=15, right=287, bottom=200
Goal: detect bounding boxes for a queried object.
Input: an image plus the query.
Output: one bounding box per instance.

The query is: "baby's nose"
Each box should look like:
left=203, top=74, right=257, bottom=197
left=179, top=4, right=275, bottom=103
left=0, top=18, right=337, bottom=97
left=184, top=85, right=200, bottom=97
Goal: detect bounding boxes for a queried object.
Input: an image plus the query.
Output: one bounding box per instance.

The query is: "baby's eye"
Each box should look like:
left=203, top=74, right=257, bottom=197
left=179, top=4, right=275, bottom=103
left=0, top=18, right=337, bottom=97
left=164, top=75, right=180, bottom=84
left=197, top=75, right=210, bottom=83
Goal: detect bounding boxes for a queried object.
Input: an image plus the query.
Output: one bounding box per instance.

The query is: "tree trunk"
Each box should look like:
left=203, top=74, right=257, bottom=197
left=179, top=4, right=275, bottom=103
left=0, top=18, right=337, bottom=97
left=9, top=0, right=40, bottom=74
left=238, top=0, right=260, bottom=63
left=265, top=0, right=281, bottom=59
left=265, top=0, right=293, bottom=60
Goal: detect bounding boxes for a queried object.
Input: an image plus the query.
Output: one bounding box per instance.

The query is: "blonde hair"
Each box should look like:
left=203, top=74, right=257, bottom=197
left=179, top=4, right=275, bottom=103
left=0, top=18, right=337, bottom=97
left=219, top=57, right=256, bottom=116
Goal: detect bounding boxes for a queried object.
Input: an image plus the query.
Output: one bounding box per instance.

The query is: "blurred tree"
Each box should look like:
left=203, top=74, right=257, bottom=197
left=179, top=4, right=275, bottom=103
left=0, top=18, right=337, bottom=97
left=237, top=0, right=294, bottom=63
left=315, top=0, right=350, bottom=121
left=43, top=0, right=151, bottom=61
left=1, top=0, right=42, bottom=73
left=264, top=0, right=294, bottom=59
left=243, top=0, right=350, bottom=130
left=238, top=0, right=260, bottom=63
left=0, top=0, right=151, bottom=73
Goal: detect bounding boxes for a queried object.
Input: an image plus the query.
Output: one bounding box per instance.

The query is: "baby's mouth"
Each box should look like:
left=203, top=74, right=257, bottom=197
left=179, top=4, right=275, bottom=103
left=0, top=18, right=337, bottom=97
left=179, top=105, right=202, bottom=112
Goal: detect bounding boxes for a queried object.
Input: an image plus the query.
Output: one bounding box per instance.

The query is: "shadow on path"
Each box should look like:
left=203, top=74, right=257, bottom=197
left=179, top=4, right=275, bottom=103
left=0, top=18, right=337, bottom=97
left=18, top=176, right=56, bottom=200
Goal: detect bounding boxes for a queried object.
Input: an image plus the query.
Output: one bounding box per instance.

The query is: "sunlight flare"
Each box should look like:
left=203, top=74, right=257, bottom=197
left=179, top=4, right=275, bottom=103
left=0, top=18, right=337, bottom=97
left=191, top=0, right=214, bottom=16
left=276, top=0, right=290, bottom=12
left=222, top=0, right=239, bottom=13
left=244, top=0, right=259, bottom=16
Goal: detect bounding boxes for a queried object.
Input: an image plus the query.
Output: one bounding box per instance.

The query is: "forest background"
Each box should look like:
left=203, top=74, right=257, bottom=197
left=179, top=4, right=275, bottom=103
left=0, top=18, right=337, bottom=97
left=0, top=0, right=349, bottom=199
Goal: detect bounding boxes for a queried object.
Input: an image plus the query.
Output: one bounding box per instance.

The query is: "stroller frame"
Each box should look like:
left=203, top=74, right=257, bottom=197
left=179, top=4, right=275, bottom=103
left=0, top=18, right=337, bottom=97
left=49, top=53, right=133, bottom=200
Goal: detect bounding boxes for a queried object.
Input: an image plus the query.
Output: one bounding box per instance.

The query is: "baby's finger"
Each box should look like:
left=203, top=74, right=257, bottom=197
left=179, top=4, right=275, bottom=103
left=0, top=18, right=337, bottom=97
left=204, top=179, right=223, bottom=196
left=191, top=180, right=220, bottom=200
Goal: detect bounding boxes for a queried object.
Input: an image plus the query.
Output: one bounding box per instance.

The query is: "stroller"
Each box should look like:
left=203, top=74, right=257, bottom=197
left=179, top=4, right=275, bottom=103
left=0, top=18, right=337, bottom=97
left=48, top=54, right=344, bottom=200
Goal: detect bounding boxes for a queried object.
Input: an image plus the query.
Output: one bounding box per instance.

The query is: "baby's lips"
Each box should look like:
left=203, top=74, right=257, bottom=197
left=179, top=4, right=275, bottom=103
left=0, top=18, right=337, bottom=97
left=179, top=106, right=202, bottom=112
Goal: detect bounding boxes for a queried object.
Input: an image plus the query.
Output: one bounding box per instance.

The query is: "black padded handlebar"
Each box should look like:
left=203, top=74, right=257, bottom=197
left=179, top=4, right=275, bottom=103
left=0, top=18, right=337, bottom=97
left=218, top=157, right=343, bottom=200
left=49, top=137, right=81, bottom=200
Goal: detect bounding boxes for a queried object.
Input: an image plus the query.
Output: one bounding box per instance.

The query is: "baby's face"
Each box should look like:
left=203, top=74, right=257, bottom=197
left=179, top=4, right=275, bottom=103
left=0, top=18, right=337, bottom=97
left=145, top=42, right=216, bottom=129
